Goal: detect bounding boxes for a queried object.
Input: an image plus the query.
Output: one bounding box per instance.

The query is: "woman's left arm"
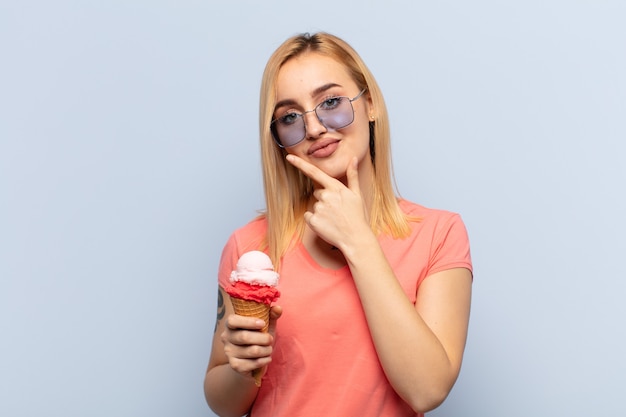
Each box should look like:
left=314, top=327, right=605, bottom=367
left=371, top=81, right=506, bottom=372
left=286, top=154, right=472, bottom=413
left=344, top=236, right=472, bottom=413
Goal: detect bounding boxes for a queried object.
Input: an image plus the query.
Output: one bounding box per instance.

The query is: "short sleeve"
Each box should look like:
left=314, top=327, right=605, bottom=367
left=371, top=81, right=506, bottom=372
left=426, top=213, right=472, bottom=277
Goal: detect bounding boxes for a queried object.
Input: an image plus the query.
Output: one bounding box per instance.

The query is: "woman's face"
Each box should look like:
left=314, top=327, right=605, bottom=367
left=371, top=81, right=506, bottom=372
left=273, top=52, right=373, bottom=183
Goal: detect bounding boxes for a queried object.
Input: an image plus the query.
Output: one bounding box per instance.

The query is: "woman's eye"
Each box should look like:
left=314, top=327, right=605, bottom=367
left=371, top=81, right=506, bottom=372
left=320, top=97, right=342, bottom=110
left=279, top=112, right=300, bottom=125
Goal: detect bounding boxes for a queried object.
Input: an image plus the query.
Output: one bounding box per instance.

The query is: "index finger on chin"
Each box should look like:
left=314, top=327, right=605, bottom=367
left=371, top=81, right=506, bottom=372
left=286, top=154, right=334, bottom=188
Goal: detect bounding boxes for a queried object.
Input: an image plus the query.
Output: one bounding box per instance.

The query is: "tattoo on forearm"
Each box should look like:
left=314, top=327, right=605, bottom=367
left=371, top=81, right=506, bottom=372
left=214, top=288, right=225, bottom=333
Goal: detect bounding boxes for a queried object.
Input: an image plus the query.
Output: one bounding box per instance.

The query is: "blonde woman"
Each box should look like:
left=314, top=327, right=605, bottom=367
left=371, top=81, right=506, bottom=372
left=205, top=32, right=472, bottom=417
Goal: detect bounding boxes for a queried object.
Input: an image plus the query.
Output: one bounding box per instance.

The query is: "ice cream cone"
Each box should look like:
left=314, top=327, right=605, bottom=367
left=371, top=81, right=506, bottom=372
left=230, top=297, right=271, bottom=333
left=230, top=297, right=271, bottom=386
left=226, top=251, right=280, bottom=387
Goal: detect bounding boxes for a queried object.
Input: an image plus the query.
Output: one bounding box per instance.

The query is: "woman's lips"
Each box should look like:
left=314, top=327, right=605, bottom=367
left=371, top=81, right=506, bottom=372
left=307, top=139, right=339, bottom=158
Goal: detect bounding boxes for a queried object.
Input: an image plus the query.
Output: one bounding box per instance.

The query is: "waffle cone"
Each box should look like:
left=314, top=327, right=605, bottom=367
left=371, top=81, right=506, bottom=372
left=230, top=297, right=271, bottom=387
left=230, top=298, right=271, bottom=332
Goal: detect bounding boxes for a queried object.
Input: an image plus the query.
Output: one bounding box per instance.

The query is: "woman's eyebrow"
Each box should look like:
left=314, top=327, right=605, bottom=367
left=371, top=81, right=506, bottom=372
left=311, top=83, right=341, bottom=97
left=274, top=98, right=297, bottom=110
left=274, top=83, right=343, bottom=110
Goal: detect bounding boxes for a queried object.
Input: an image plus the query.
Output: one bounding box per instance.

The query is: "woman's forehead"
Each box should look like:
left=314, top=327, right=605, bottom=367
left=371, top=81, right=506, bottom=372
left=275, top=53, right=355, bottom=99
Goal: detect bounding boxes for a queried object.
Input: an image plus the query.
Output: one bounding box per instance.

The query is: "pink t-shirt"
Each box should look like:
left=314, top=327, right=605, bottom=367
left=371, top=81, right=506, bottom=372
left=218, top=200, right=472, bottom=417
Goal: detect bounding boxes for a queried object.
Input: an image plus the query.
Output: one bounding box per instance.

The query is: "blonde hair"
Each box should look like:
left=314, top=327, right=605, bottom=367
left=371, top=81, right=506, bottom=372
left=258, top=32, right=412, bottom=268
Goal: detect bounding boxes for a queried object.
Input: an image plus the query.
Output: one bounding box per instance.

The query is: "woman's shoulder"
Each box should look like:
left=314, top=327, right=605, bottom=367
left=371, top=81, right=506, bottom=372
left=220, top=216, right=268, bottom=272
left=398, top=198, right=462, bottom=222
left=227, top=215, right=268, bottom=250
left=218, top=216, right=269, bottom=286
left=397, top=199, right=469, bottom=240
left=233, top=215, right=267, bottom=241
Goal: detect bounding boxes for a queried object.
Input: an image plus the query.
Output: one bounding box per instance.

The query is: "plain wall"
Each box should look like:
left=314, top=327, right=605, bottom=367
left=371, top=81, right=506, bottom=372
left=1, top=1, right=625, bottom=416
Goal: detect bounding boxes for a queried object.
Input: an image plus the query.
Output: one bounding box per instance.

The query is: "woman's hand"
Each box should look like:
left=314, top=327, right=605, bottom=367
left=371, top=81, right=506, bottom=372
left=286, top=154, right=372, bottom=252
left=206, top=291, right=282, bottom=415
left=221, top=305, right=283, bottom=380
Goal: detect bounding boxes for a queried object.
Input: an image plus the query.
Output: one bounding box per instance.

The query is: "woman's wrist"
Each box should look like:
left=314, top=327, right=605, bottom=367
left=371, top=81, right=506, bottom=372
left=340, top=227, right=379, bottom=262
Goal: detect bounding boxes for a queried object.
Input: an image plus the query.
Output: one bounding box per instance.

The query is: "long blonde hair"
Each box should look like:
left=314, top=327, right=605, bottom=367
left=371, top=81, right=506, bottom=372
left=258, top=32, right=412, bottom=268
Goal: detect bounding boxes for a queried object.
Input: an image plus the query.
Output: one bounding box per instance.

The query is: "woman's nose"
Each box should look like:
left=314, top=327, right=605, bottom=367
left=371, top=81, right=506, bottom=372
left=303, top=110, right=327, bottom=139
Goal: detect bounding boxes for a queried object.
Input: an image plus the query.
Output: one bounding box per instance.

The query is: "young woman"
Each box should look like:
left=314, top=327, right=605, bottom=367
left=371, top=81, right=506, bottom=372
left=204, top=32, right=472, bottom=417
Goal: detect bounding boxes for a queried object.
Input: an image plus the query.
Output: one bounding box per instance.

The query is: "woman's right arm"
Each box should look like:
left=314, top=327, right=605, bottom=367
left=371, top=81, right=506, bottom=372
left=204, top=287, right=280, bottom=417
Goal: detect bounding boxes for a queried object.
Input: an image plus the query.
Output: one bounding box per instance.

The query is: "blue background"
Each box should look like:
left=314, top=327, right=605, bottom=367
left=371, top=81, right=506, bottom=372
left=1, top=1, right=625, bottom=416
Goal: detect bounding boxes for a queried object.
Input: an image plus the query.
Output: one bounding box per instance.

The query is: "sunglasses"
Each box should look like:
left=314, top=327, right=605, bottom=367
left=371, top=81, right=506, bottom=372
left=270, top=88, right=367, bottom=148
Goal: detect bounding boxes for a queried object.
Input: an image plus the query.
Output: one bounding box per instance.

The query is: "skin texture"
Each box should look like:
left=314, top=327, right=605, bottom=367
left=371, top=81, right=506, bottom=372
left=204, top=52, right=472, bottom=416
